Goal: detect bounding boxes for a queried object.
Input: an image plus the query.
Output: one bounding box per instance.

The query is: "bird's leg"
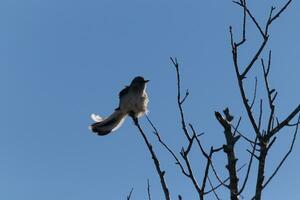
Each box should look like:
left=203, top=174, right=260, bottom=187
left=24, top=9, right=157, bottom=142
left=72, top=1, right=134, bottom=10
left=129, top=111, right=138, bottom=125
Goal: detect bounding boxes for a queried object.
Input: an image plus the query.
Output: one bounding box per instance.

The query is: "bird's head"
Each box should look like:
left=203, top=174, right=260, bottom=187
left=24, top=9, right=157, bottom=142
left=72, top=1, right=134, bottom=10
left=130, top=76, right=149, bottom=89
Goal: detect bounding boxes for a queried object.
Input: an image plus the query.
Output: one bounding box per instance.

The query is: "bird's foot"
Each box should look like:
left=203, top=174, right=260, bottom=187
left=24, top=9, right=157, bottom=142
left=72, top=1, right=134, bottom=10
left=129, top=111, right=138, bottom=125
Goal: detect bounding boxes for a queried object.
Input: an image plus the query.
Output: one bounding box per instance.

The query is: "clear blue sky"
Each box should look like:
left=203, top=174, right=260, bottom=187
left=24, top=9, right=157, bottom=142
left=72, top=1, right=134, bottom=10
left=0, top=0, right=299, bottom=199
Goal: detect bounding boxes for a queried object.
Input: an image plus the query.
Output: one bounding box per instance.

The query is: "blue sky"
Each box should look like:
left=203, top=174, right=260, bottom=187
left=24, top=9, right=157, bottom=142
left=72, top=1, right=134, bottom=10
left=0, top=0, right=299, bottom=199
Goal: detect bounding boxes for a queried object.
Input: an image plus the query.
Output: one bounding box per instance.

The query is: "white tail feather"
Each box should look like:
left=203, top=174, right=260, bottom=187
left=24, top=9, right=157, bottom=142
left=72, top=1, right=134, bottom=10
left=91, top=113, right=103, bottom=122
left=90, top=110, right=127, bottom=135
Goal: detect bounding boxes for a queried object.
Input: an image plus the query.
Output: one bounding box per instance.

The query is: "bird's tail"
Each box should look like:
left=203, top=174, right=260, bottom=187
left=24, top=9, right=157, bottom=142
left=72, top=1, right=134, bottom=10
left=89, top=110, right=127, bottom=136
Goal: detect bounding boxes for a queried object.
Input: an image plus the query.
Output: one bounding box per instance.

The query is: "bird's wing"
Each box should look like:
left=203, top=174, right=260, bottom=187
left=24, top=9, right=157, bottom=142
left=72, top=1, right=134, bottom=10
left=119, top=86, right=129, bottom=98
left=115, top=86, right=130, bottom=111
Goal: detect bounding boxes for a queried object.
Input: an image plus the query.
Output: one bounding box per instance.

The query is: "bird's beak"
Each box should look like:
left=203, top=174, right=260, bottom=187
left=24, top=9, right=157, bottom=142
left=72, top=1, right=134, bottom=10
left=144, top=80, right=150, bottom=83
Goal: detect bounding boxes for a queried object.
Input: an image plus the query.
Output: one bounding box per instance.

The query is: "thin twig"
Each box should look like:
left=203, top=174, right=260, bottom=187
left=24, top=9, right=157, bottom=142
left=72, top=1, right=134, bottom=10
left=230, top=29, right=261, bottom=138
left=208, top=176, right=221, bottom=200
left=258, top=99, right=263, bottom=131
left=180, top=147, right=202, bottom=198
left=287, top=121, right=300, bottom=126
left=204, top=164, right=247, bottom=194
left=241, top=37, right=268, bottom=79
left=233, top=117, right=242, bottom=136
left=127, top=188, right=134, bottom=200
left=232, top=125, right=257, bottom=145
left=201, top=147, right=214, bottom=195
left=147, top=179, right=151, bottom=200
left=263, top=114, right=300, bottom=189
left=261, top=53, right=276, bottom=134
left=268, top=104, right=300, bottom=139
left=170, top=57, right=191, bottom=141
left=236, top=0, right=247, bottom=47
left=238, top=137, right=258, bottom=195
left=133, top=118, right=170, bottom=200
left=269, top=0, right=292, bottom=25
left=250, top=77, right=258, bottom=109
left=190, top=124, right=230, bottom=190
left=233, top=1, right=265, bottom=38
left=146, top=115, right=189, bottom=177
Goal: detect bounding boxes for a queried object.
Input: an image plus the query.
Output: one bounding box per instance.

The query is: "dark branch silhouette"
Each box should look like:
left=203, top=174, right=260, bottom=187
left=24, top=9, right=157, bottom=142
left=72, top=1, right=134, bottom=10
left=132, top=118, right=170, bottom=200
left=126, top=188, right=133, bottom=200
left=118, top=1, right=298, bottom=199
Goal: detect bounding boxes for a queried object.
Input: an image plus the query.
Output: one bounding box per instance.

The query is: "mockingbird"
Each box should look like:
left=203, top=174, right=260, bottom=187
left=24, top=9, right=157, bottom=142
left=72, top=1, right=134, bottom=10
left=89, top=76, right=149, bottom=136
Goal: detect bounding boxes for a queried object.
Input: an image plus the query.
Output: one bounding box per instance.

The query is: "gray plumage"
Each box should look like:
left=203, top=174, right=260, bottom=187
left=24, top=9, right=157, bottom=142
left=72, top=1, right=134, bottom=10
left=90, top=76, right=149, bottom=136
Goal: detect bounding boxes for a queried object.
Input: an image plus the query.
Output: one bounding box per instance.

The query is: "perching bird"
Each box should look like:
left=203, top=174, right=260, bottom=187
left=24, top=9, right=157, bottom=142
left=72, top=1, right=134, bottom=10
left=89, top=76, right=149, bottom=136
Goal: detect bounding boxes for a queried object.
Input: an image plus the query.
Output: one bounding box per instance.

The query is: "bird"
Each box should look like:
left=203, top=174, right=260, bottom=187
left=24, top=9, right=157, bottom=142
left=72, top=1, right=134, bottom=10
left=89, top=76, right=149, bottom=136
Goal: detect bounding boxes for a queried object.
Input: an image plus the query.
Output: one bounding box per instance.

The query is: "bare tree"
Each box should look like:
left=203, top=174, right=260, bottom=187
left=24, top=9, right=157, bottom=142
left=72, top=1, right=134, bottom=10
left=126, top=0, right=299, bottom=199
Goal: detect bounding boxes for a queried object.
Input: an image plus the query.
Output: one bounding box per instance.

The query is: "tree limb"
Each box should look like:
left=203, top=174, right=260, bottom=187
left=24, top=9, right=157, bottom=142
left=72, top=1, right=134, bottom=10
left=133, top=118, right=170, bottom=200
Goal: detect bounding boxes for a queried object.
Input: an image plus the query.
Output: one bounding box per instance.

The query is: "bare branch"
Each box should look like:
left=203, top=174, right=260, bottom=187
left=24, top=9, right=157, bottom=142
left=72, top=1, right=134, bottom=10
left=190, top=124, right=231, bottom=194
left=246, top=149, right=259, bottom=160
left=263, top=114, right=300, bottom=189
left=267, top=137, right=277, bottom=151
left=170, top=57, right=191, bottom=141
left=254, top=139, right=268, bottom=200
left=180, top=148, right=202, bottom=199
left=127, top=188, right=134, bottom=200
left=261, top=52, right=277, bottom=135
left=189, top=124, right=208, bottom=157
left=146, top=115, right=189, bottom=177
left=184, top=135, right=195, bottom=156
left=229, top=28, right=261, bottom=137
left=233, top=1, right=265, bottom=38
left=233, top=117, right=242, bottom=136
left=238, top=137, right=258, bottom=194
left=264, top=6, right=276, bottom=35
left=147, top=179, right=151, bottom=200
left=229, top=26, right=235, bottom=50
left=180, top=89, right=190, bottom=105
left=268, top=104, right=300, bottom=139
left=208, top=176, right=221, bottom=200
left=190, top=124, right=230, bottom=191
left=215, top=109, right=239, bottom=200
left=258, top=99, right=263, bottom=131
left=268, top=0, right=292, bottom=25
left=133, top=118, right=170, bottom=200
left=241, top=38, right=268, bottom=79
left=200, top=147, right=214, bottom=195
left=250, top=77, right=258, bottom=109
left=232, top=125, right=257, bottom=145
left=236, top=0, right=247, bottom=47
left=204, top=164, right=247, bottom=195
left=287, top=121, right=300, bottom=127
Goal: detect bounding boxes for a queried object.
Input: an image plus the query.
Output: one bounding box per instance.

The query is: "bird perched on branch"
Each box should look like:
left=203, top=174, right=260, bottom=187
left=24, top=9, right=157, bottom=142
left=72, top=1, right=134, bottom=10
left=89, top=76, right=149, bottom=136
